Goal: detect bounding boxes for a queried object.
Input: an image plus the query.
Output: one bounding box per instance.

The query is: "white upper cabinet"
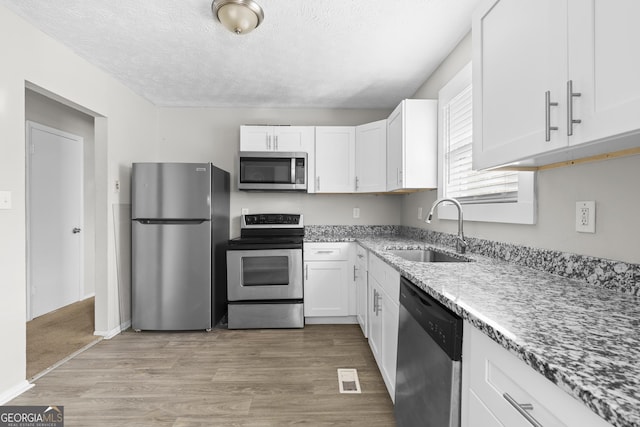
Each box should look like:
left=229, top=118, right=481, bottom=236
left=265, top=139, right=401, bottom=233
left=314, top=126, right=356, bottom=193
left=240, top=125, right=314, bottom=152
left=473, top=0, right=640, bottom=169
left=355, top=120, right=387, bottom=193
left=386, top=99, right=437, bottom=191
left=569, top=0, right=640, bottom=146
left=473, top=0, right=568, bottom=169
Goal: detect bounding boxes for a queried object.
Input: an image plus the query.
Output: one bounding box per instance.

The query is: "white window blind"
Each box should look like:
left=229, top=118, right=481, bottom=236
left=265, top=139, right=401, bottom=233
left=443, top=84, right=519, bottom=204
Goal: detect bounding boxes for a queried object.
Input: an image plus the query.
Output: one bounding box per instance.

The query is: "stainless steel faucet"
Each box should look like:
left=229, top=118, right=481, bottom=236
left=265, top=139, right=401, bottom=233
left=426, top=197, right=468, bottom=254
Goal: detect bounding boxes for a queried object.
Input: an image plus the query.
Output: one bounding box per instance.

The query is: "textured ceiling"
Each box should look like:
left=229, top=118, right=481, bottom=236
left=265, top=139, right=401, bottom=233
left=1, top=0, right=480, bottom=109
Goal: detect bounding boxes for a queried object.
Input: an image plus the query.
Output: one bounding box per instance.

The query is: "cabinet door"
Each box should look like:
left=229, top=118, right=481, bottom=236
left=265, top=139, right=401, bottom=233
left=355, top=267, right=367, bottom=337
left=314, top=126, right=356, bottom=193
left=386, top=104, right=403, bottom=191
left=303, top=261, right=349, bottom=317
left=472, top=0, right=568, bottom=170
left=380, top=289, right=399, bottom=402
left=274, top=126, right=314, bottom=152
left=355, top=120, right=387, bottom=193
left=240, top=126, right=272, bottom=151
left=569, top=0, right=640, bottom=146
left=368, top=278, right=383, bottom=365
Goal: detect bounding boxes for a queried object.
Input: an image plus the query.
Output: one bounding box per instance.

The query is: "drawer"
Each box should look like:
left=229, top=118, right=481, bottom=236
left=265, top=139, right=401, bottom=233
left=464, top=325, right=610, bottom=427
left=355, top=244, right=368, bottom=270
left=369, top=253, right=399, bottom=301
left=304, top=242, right=350, bottom=261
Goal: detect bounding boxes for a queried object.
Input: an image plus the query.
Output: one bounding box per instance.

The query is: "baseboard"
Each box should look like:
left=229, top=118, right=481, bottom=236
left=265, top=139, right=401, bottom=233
left=0, top=380, right=34, bottom=405
left=305, top=316, right=358, bottom=325
left=94, top=320, right=131, bottom=339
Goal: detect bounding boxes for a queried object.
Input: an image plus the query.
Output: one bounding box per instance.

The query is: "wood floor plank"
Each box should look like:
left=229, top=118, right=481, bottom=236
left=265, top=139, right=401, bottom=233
left=10, top=324, right=396, bottom=426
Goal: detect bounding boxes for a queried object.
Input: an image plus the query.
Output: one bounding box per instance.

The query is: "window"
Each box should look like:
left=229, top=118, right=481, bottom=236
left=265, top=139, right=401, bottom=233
left=437, top=63, right=536, bottom=224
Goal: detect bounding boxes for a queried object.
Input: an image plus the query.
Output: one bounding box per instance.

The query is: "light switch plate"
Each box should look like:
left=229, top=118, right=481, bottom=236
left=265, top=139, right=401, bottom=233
left=353, top=207, right=360, bottom=219
left=0, top=191, right=12, bottom=210
left=576, top=201, right=595, bottom=233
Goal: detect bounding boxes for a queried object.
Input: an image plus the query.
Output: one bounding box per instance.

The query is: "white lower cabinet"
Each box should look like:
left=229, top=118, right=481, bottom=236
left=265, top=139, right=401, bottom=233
left=368, top=253, right=400, bottom=402
left=303, top=243, right=356, bottom=323
left=462, top=323, right=611, bottom=427
left=354, top=244, right=368, bottom=337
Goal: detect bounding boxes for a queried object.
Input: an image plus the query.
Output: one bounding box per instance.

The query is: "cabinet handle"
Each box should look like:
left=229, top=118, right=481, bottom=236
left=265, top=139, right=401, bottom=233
left=266, top=135, right=271, bottom=150
left=353, top=265, right=357, bottom=281
left=545, top=91, right=559, bottom=142
left=275, top=135, right=279, bottom=150
left=316, top=176, right=320, bottom=191
left=373, top=291, right=382, bottom=315
left=315, top=250, right=334, bottom=254
left=305, top=264, right=309, bottom=280
left=355, top=176, right=359, bottom=191
left=503, top=393, right=543, bottom=427
left=399, top=170, right=402, bottom=184
left=372, top=289, right=377, bottom=313
left=567, top=80, right=582, bottom=136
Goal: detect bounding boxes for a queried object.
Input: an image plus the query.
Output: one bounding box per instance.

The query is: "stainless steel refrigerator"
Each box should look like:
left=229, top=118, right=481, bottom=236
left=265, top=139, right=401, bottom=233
left=131, top=163, right=230, bottom=331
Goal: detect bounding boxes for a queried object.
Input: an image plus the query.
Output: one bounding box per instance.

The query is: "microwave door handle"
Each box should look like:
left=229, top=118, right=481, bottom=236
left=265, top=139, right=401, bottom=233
left=291, top=158, right=296, bottom=185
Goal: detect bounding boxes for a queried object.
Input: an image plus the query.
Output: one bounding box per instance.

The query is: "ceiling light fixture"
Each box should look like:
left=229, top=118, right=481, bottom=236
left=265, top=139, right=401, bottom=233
left=212, top=0, right=264, bottom=35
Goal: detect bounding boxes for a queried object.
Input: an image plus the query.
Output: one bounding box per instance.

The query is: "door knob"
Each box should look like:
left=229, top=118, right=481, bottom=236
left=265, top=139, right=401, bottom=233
left=72, top=227, right=81, bottom=234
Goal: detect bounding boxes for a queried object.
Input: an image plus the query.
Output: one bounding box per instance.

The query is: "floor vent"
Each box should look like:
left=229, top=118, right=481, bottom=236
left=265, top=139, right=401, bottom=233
left=337, top=368, right=361, bottom=394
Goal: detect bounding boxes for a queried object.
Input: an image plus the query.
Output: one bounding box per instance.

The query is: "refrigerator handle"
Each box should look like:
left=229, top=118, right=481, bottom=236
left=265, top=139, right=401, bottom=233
left=134, top=219, right=208, bottom=225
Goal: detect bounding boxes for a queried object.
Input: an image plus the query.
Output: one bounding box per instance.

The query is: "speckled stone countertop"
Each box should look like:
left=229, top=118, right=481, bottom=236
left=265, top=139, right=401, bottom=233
left=306, top=233, right=640, bottom=427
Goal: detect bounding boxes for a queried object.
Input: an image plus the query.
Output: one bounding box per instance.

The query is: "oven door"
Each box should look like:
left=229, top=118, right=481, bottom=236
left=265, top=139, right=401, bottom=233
left=227, top=248, right=303, bottom=301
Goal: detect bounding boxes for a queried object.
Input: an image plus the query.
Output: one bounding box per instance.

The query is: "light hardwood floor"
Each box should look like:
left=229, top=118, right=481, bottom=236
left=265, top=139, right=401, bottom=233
left=11, top=324, right=396, bottom=426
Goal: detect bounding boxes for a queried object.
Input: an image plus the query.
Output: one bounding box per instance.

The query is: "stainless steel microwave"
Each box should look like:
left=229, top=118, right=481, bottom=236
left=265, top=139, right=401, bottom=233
left=238, top=151, right=307, bottom=191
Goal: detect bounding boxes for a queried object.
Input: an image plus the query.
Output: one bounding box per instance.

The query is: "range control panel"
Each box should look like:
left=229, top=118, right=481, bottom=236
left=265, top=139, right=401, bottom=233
left=242, top=213, right=303, bottom=228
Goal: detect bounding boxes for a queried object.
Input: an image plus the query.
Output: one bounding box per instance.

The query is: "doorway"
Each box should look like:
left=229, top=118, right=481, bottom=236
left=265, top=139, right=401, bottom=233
left=25, top=89, right=98, bottom=378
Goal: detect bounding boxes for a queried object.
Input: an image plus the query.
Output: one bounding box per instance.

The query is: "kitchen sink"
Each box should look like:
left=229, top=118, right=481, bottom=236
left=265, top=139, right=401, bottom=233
left=388, top=249, right=471, bottom=263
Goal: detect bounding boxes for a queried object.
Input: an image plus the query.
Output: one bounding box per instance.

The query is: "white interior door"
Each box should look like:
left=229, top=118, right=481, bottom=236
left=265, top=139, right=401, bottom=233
left=27, top=121, right=84, bottom=320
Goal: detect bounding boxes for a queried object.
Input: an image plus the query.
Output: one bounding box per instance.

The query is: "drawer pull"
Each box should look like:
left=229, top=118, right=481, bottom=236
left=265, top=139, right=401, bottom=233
left=503, top=393, right=543, bottom=427
left=315, top=250, right=334, bottom=254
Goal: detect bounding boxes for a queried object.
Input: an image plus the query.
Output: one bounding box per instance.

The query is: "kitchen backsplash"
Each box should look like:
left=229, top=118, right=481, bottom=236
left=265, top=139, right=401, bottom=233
left=305, top=225, right=640, bottom=296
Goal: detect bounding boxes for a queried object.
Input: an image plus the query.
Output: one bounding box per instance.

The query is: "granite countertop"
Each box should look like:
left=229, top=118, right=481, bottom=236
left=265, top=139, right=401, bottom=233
left=306, top=234, right=640, bottom=427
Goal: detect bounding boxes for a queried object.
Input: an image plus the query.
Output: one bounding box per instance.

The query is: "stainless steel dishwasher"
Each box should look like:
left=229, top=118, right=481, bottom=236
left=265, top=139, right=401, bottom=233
left=395, top=276, right=463, bottom=427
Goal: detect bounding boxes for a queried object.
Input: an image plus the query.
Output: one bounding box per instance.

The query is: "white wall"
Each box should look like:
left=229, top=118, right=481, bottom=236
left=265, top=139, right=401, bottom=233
left=0, top=5, right=157, bottom=399
left=405, top=32, right=640, bottom=264
left=155, top=107, right=401, bottom=237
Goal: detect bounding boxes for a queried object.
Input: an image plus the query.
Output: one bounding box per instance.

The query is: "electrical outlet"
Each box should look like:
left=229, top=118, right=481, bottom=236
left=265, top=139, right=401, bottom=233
left=417, top=207, right=423, bottom=220
left=0, top=191, right=11, bottom=210
left=353, top=207, right=360, bottom=219
left=114, top=180, right=120, bottom=193
left=575, top=201, right=595, bottom=233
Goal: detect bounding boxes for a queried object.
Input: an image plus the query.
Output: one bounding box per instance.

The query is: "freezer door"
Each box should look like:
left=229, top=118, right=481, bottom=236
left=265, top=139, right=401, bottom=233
left=132, top=220, right=212, bottom=330
left=132, top=163, right=211, bottom=220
